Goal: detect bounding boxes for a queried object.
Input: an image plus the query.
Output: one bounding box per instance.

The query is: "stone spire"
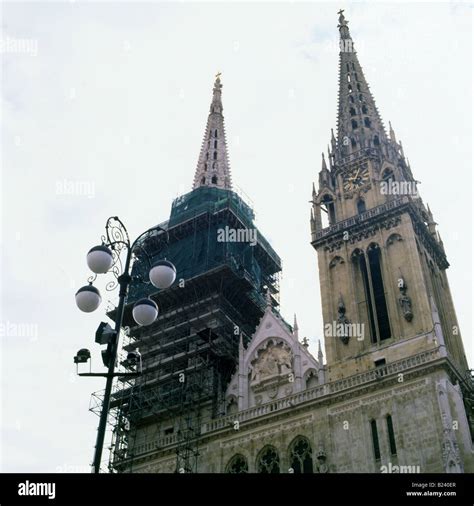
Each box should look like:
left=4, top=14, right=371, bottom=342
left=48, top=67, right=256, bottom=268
left=334, top=10, right=387, bottom=161
left=193, top=73, right=232, bottom=190
left=293, top=314, right=299, bottom=340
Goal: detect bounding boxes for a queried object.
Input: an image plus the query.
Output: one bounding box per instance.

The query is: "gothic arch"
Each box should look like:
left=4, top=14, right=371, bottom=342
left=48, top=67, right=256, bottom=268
left=225, top=454, right=248, bottom=473
left=288, top=436, right=313, bottom=473
left=304, top=368, right=319, bottom=389
left=256, top=445, right=280, bottom=473
left=329, top=255, right=345, bottom=269
left=386, top=233, right=403, bottom=247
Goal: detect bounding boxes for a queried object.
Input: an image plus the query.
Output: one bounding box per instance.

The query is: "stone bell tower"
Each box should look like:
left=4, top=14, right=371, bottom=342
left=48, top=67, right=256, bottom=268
left=310, top=10, right=469, bottom=383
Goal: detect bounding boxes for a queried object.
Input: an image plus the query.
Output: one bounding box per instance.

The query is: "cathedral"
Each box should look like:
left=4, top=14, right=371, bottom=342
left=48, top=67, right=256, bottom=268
left=107, top=12, right=473, bottom=474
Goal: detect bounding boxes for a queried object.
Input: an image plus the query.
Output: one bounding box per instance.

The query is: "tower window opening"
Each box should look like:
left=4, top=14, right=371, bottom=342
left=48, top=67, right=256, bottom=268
left=346, top=63, right=350, bottom=71
left=351, top=119, right=358, bottom=129
left=351, top=137, right=357, bottom=148
left=352, top=62, right=355, bottom=70
left=359, top=94, right=363, bottom=101
left=211, top=175, right=218, bottom=184
left=355, top=252, right=377, bottom=344
left=349, top=95, right=355, bottom=103
left=367, top=245, right=391, bottom=341
left=204, top=163, right=207, bottom=171
left=348, top=84, right=353, bottom=93
left=370, top=419, right=381, bottom=461
left=350, top=107, right=356, bottom=117
left=357, top=83, right=361, bottom=91
left=357, top=198, right=366, bottom=214
left=373, top=135, right=380, bottom=146
left=355, top=72, right=359, bottom=81
left=364, top=117, right=371, bottom=128
left=347, top=74, right=351, bottom=82
left=214, top=140, right=218, bottom=148
left=386, top=415, right=397, bottom=456
left=213, top=151, right=217, bottom=160
left=362, top=105, right=368, bottom=114
left=201, top=176, right=206, bottom=184
left=321, top=195, right=336, bottom=227
left=214, top=129, right=218, bottom=137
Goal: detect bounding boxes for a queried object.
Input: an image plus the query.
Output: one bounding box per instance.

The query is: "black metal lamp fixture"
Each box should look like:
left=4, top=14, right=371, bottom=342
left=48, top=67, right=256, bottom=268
left=74, top=216, right=176, bottom=473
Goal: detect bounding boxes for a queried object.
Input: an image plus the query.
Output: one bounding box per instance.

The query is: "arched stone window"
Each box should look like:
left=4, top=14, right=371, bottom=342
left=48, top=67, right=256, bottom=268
left=364, top=117, right=371, bottom=128
left=256, top=446, right=280, bottom=473
left=213, top=151, right=217, bottom=160
left=289, top=436, right=313, bottom=473
left=226, top=454, right=248, bottom=473
left=214, top=140, right=218, bottom=148
left=351, top=119, right=358, bottom=129
left=211, top=175, right=218, bottom=184
left=201, top=176, right=205, bottom=184
left=320, top=194, right=336, bottom=227
left=350, top=107, right=356, bottom=116
left=357, top=198, right=366, bottom=214
left=362, top=104, right=368, bottom=114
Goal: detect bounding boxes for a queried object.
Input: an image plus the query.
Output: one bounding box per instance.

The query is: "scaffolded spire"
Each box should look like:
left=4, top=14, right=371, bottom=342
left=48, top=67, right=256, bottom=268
left=334, top=10, right=387, bottom=160
left=193, top=73, right=232, bottom=190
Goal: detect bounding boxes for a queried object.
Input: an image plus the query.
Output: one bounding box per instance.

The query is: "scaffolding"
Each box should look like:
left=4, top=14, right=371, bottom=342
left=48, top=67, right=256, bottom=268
left=94, top=186, right=281, bottom=473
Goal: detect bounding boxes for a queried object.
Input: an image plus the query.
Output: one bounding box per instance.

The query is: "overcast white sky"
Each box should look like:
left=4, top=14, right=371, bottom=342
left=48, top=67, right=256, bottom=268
left=1, top=1, right=472, bottom=472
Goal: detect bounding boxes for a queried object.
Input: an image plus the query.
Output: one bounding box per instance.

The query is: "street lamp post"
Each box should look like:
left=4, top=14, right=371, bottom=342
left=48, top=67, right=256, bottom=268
left=74, top=216, right=176, bottom=473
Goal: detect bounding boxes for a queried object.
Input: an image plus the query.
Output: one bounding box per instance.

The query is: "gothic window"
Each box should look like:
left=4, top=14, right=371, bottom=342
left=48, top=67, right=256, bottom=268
left=347, top=73, right=351, bottom=82
left=354, top=72, right=359, bottom=81
left=349, top=95, right=355, bottom=103
left=212, top=162, right=217, bottom=169
left=351, top=137, right=357, bottom=148
left=370, top=419, right=381, bottom=460
left=206, top=152, right=209, bottom=160
left=357, top=198, right=366, bottom=214
left=373, top=135, right=380, bottom=146
left=211, top=175, right=218, bottom=184
left=350, top=107, right=356, bottom=116
left=257, top=446, right=280, bottom=473
left=305, top=370, right=319, bottom=389
left=357, top=83, right=361, bottom=91
left=351, top=119, right=358, bottom=129
left=382, top=168, right=394, bottom=184
left=352, top=249, right=377, bottom=344
left=289, top=437, right=313, bottom=473
left=359, top=94, right=363, bottom=101
left=204, top=163, right=207, bottom=171
left=362, top=105, right=368, bottom=114
left=214, top=129, right=218, bottom=137
left=320, top=194, right=336, bottom=227
left=346, top=63, right=350, bottom=71
left=214, top=140, right=218, bottom=148
left=226, top=454, right=248, bottom=473
left=213, top=151, right=217, bottom=160
left=367, top=244, right=391, bottom=341
left=201, top=176, right=205, bottom=184
left=364, top=117, right=371, bottom=128
left=386, top=415, right=397, bottom=456
left=348, top=84, right=353, bottom=92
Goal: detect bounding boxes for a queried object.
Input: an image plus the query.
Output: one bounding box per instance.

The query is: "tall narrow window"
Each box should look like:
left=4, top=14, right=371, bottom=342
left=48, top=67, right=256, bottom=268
left=351, top=119, right=358, bottom=129
left=367, top=245, right=391, bottom=340
left=370, top=419, right=381, bottom=461
left=211, top=175, right=218, bottom=184
left=213, top=151, right=217, bottom=160
left=357, top=198, right=366, bottom=214
left=355, top=252, right=377, bottom=343
left=364, top=117, right=371, bottom=128
left=350, top=107, right=356, bottom=116
left=214, top=140, right=218, bottom=148
left=214, top=129, right=218, bottom=137
left=386, top=415, right=397, bottom=455
left=321, top=195, right=336, bottom=227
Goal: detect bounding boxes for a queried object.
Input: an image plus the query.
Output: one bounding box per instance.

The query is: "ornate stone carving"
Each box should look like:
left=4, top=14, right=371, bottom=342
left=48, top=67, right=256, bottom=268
left=316, top=441, right=329, bottom=473
left=398, top=277, right=413, bottom=322
left=337, top=295, right=351, bottom=345
left=250, top=342, right=293, bottom=383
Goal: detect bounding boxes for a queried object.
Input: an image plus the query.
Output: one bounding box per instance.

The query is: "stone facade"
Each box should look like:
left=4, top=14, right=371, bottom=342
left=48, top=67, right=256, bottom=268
left=115, top=11, right=473, bottom=474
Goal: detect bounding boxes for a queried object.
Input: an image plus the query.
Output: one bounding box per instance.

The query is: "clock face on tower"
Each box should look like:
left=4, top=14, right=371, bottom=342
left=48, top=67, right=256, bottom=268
left=342, top=165, right=370, bottom=192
